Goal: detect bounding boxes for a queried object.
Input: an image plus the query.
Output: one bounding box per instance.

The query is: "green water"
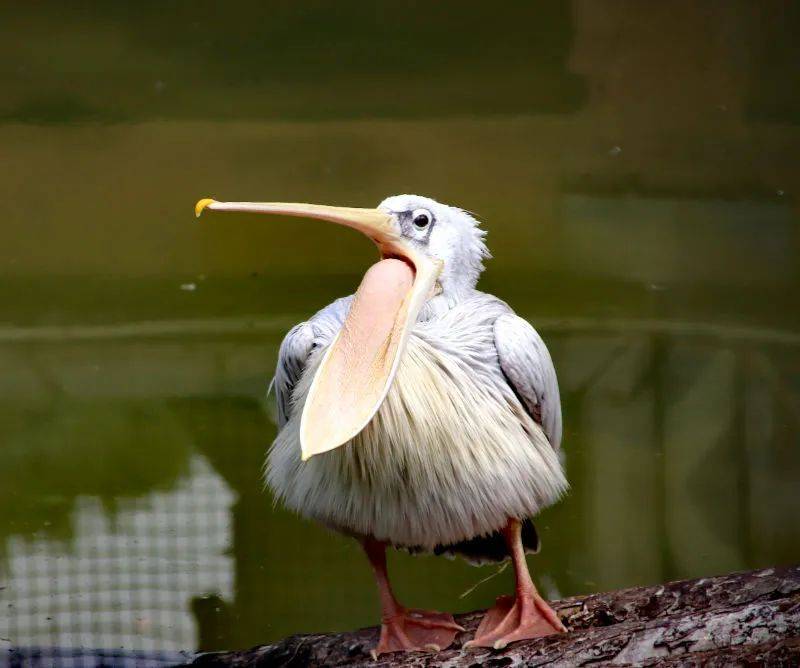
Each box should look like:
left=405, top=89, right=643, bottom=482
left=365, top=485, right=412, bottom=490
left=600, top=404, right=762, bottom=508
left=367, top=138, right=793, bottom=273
left=1, top=2, right=799, bottom=657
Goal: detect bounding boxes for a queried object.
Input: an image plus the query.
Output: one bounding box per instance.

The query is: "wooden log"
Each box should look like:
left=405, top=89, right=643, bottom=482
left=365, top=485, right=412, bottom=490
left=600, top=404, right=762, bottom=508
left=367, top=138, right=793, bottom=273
left=187, top=565, right=800, bottom=667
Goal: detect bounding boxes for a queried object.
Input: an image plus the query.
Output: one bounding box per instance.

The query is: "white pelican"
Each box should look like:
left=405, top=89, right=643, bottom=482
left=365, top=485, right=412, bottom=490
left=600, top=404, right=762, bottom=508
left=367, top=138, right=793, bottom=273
left=196, top=195, right=568, bottom=654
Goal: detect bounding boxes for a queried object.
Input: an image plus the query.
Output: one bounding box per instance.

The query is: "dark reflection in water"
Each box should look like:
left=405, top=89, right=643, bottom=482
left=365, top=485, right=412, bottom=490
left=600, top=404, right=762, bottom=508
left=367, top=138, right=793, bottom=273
left=1, top=0, right=799, bottom=659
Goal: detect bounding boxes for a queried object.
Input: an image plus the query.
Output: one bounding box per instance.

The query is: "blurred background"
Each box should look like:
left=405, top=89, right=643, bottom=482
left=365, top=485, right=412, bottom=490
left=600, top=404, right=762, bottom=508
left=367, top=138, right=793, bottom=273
left=1, top=1, right=799, bottom=664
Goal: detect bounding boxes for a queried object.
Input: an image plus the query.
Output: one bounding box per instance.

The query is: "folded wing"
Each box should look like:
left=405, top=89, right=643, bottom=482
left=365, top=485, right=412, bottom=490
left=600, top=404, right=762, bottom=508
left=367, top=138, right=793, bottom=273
left=494, top=313, right=562, bottom=450
left=272, top=296, right=354, bottom=427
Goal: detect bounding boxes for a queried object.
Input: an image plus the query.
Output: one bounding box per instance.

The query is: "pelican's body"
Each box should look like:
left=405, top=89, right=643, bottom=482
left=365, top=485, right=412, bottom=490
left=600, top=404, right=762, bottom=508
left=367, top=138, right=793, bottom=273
left=197, top=194, right=569, bottom=654
left=269, top=292, right=567, bottom=551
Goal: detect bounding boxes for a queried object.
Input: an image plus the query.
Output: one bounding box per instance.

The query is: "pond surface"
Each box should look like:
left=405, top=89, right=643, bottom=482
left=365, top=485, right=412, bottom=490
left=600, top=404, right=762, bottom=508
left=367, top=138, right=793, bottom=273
left=1, top=2, right=799, bottom=661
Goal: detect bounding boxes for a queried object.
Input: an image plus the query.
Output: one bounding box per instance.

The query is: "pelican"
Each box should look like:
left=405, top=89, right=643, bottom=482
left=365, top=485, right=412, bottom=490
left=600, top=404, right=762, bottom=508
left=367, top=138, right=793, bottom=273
left=196, top=195, right=568, bottom=654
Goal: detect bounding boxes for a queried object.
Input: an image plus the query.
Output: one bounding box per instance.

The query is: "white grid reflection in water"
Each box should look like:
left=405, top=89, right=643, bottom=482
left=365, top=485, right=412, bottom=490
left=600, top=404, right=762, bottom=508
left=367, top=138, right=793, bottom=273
left=2, top=455, right=235, bottom=655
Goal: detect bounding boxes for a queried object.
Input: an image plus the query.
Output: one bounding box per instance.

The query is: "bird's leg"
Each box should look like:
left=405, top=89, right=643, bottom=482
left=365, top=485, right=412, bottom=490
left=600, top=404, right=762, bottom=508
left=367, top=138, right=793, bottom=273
left=361, top=537, right=463, bottom=657
left=466, top=518, right=566, bottom=650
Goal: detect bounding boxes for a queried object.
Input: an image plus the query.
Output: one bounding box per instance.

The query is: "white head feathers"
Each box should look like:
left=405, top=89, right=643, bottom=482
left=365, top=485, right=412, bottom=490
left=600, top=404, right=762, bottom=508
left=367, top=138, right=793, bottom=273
left=378, top=194, right=491, bottom=304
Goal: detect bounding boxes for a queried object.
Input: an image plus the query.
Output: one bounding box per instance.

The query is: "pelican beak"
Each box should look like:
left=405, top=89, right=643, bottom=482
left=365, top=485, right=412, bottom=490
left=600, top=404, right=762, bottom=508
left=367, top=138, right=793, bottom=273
left=196, top=198, right=443, bottom=459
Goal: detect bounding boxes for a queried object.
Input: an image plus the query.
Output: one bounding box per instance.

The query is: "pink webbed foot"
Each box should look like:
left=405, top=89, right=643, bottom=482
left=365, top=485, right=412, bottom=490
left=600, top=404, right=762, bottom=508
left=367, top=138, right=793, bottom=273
left=465, top=592, right=566, bottom=650
left=372, top=608, right=464, bottom=658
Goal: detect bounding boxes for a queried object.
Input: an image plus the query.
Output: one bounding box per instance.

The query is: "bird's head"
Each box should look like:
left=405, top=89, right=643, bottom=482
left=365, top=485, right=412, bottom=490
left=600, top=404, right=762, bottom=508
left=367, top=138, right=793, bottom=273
left=195, top=194, right=489, bottom=458
left=376, top=194, right=489, bottom=307
left=195, top=194, right=489, bottom=305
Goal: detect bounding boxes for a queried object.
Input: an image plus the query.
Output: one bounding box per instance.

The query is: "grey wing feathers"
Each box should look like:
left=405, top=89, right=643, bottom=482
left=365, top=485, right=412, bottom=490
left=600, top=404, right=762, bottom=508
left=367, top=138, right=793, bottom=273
left=273, top=322, right=316, bottom=428
left=494, top=313, right=562, bottom=449
left=271, top=295, right=353, bottom=428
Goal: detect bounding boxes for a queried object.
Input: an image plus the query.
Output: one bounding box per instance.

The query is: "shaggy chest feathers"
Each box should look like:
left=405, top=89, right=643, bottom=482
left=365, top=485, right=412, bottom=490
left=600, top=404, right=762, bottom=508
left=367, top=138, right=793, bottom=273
left=266, top=301, right=567, bottom=550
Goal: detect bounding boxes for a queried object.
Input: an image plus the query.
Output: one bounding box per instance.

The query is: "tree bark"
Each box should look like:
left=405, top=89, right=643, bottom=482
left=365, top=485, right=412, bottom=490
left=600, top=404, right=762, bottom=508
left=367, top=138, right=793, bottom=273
left=188, top=565, right=800, bottom=667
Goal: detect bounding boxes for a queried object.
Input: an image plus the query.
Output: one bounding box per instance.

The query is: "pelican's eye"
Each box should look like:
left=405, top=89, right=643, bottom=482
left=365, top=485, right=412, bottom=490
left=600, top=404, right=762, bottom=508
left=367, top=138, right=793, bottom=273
left=412, top=209, right=432, bottom=229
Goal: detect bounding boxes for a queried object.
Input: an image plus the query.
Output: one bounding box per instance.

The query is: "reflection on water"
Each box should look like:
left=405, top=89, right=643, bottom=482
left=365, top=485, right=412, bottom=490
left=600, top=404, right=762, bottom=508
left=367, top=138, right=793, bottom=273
left=1, top=0, right=799, bottom=660
left=5, top=457, right=232, bottom=653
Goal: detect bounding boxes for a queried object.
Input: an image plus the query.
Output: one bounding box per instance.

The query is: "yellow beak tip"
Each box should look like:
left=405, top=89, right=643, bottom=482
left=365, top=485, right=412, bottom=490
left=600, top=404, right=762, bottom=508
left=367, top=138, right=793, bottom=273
left=195, top=198, right=216, bottom=218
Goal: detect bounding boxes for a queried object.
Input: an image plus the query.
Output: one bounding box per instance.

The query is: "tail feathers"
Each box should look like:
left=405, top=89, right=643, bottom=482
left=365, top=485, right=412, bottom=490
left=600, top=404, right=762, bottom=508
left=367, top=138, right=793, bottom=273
left=431, top=519, right=540, bottom=566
